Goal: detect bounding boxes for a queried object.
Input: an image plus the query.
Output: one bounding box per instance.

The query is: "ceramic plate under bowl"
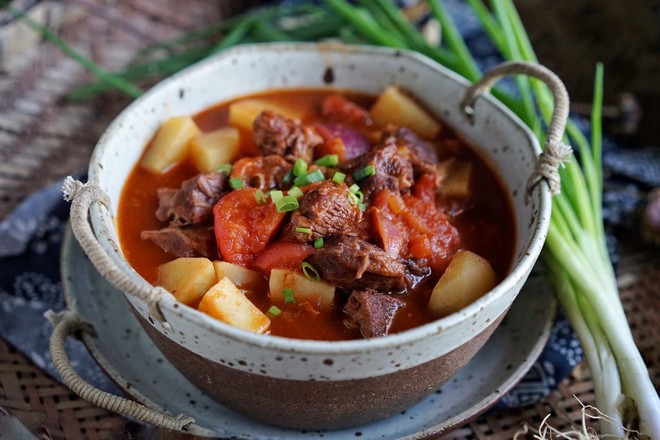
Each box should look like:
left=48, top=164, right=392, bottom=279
left=61, top=228, right=556, bottom=439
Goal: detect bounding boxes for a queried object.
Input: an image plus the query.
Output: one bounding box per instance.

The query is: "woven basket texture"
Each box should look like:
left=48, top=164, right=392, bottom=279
left=0, top=1, right=657, bottom=438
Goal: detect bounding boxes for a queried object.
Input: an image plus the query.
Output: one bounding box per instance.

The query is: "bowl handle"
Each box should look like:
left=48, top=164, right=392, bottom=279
left=45, top=309, right=195, bottom=430
left=461, top=60, right=573, bottom=197
left=62, top=177, right=172, bottom=328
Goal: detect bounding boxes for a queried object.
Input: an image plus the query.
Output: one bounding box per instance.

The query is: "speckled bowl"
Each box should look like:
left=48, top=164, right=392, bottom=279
left=83, top=43, right=551, bottom=429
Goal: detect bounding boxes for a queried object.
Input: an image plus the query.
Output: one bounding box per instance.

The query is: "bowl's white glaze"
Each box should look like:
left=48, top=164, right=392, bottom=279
left=84, top=42, right=551, bottom=428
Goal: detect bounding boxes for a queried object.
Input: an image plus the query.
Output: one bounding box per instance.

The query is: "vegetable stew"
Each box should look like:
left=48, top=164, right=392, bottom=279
left=117, top=87, right=515, bottom=341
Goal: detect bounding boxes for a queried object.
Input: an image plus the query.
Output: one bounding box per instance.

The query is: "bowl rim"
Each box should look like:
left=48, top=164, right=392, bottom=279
left=89, top=42, right=552, bottom=355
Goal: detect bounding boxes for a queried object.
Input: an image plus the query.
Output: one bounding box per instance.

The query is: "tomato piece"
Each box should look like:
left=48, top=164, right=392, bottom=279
left=321, top=94, right=372, bottom=127
left=213, top=188, right=285, bottom=266
left=252, top=240, right=314, bottom=274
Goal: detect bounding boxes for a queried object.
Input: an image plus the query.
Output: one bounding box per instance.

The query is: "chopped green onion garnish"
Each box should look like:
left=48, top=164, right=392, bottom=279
left=314, top=238, right=324, bottom=248
left=217, top=163, right=232, bottom=174
left=293, top=169, right=325, bottom=187
left=288, top=186, right=304, bottom=199
left=348, top=183, right=360, bottom=194
left=314, top=154, right=339, bottom=167
left=275, top=196, right=299, bottom=212
left=353, top=165, right=376, bottom=181
left=283, top=169, right=294, bottom=184
left=229, top=178, right=244, bottom=189
left=347, top=192, right=359, bottom=205
left=295, top=227, right=312, bottom=234
left=293, top=158, right=309, bottom=177
left=283, top=288, right=295, bottom=304
left=267, top=305, right=282, bottom=316
left=358, top=202, right=367, bottom=212
left=270, top=190, right=284, bottom=203
left=254, top=189, right=267, bottom=205
left=332, top=172, right=346, bottom=184
left=354, top=190, right=364, bottom=203
left=301, top=262, right=320, bottom=282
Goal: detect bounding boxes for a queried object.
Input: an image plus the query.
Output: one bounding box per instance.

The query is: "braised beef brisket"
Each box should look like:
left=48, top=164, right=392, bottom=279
left=342, top=143, right=414, bottom=200
left=141, top=226, right=216, bottom=259
left=253, top=110, right=323, bottom=162
left=155, top=172, right=228, bottom=226
left=308, top=235, right=406, bottom=292
left=230, top=155, right=292, bottom=190
left=343, top=289, right=404, bottom=338
left=284, top=180, right=362, bottom=242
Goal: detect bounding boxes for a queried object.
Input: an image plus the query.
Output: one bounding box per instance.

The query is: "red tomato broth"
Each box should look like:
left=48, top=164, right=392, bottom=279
left=117, top=88, right=516, bottom=341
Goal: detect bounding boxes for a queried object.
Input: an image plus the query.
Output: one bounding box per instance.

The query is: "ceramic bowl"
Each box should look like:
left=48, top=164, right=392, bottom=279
left=83, top=43, right=551, bottom=430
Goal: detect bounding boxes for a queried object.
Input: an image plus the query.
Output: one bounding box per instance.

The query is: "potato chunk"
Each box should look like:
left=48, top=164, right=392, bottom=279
left=370, top=85, right=441, bottom=139
left=213, top=260, right=265, bottom=292
left=140, top=115, right=201, bottom=173
left=198, top=277, right=271, bottom=333
left=428, top=250, right=497, bottom=316
left=268, top=269, right=335, bottom=308
left=438, top=159, right=473, bottom=198
left=156, top=257, right=216, bottom=307
left=189, top=127, right=240, bottom=173
left=228, top=98, right=303, bottom=132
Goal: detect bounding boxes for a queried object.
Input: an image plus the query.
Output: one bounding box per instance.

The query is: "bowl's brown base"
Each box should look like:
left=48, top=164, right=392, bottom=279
left=135, top=311, right=504, bottom=430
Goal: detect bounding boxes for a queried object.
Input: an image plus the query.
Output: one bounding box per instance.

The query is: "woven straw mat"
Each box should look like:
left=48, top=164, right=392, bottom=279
left=0, top=1, right=657, bottom=439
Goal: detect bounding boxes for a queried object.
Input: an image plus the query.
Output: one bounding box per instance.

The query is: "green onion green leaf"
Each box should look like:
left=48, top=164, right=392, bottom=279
left=314, top=154, right=339, bottom=167
left=301, top=262, right=320, bottom=282
left=293, top=169, right=325, bottom=187
left=229, top=178, right=244, bottom=189
left=353, top=165, right=376, bottom=181
left=275, top=195, right=299, bottom=213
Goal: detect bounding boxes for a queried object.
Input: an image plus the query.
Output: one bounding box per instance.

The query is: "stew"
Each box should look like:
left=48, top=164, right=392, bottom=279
left=117, top=87, right=515, bottom=341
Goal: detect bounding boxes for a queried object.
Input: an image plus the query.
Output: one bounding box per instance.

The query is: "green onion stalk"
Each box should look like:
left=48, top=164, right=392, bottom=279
left=11, top=0, right=659, bottom=436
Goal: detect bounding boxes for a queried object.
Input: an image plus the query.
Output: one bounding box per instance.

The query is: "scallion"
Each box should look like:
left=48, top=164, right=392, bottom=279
left=293, top=158, right=309, bottom=176
left=217, top=163, right=232, bottom=174
left=270, top=190, right=284, bottom=203
left=332, top=171, right=346, bottom=184
left=314, top=154, right=339, bottom=166
left=348, top=183, right=360, bottom=194
left=254, top=189, right=267, bottom=205
left=267, top=305, right=282, bottom=316
left=301, top=262, right=320, bottom=282
left=229, top=178, right=244, bottom=189
left=275, top=196, right=299, bottom=213
left=314, top=238, right=324, bottom=248
left=353, top=165, right=376, bottom=181
left=283, top=169, right=294, bottom=184
left=293, top=169, right=325, bottom=187
left=288, top=186, right=304, bottom=199
left=295, top=227, right=312, bottom=235
left=283, top=288, right=295, bottom=304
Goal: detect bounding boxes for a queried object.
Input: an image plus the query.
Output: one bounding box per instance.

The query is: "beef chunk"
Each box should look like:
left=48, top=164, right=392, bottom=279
left=343, top=289, right=404, bottom=338
left=308, top=235, right=406, bottom=292
left=141, top=226, right=216, bottom=259
left=342, top=143, right=414, bottom=200
left=387, top=127, right=439, bottom=167
left=230, top=155, right=292, bottom=190
left=284, top=180, right=362, bottom=242
left=253, top=110, right=323, bottom=162
left=155, top=172, right=227, bottom=226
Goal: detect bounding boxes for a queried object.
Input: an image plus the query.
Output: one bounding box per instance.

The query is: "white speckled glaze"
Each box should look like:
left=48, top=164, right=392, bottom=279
left=86, top=43, right=550, bottom=395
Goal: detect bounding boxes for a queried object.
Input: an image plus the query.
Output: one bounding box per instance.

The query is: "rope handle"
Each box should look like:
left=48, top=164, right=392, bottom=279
left=62, top=177, right=172, bottom=329
left=45, top=310, right=194, bottom=430
left=460, top=60, right=573, bottom=196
